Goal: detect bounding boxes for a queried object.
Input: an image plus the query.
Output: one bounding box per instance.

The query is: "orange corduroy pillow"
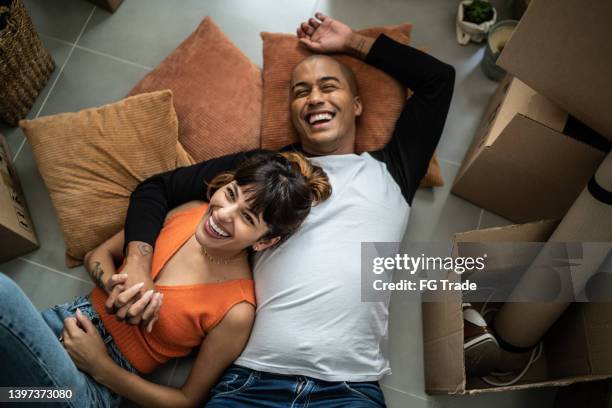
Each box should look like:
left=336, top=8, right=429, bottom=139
left=261, top=25, right=443, bottom=187
left=20, top=90, right=193, bottom=267
left=129, top=17, right=262, bottom=162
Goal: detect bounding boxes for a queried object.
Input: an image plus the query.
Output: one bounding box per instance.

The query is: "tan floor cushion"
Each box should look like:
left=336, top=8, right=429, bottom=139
left=20, top=90, right=193, bottom=266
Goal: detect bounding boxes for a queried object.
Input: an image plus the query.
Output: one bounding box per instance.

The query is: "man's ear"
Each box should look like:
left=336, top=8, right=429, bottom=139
left=252, top=236, right=281, bottom=252
left=353, top=96, right=363, bottom=117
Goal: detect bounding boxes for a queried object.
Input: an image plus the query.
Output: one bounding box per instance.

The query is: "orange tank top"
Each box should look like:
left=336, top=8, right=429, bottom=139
left=90, top=203, right=256, bottom=373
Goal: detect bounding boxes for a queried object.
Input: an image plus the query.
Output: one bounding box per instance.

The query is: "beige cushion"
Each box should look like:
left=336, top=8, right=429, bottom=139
left=20, top=90, right=193, bottom=266
left=129, top=17, right=262, bottom=162
left=260, top=24, right=443, bottom=187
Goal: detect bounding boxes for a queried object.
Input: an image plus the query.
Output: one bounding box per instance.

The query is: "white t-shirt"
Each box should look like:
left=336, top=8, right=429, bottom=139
left=235, top=153, right=410, bottom=381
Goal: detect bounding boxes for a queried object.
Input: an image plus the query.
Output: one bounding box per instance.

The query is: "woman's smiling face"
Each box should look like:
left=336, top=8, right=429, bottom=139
left=195, top=182, right=274, bottom=253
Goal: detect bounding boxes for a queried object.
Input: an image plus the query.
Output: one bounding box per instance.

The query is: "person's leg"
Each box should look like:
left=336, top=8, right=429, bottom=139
left=0, top=273, right=115, bottom=408
left=307, top=380, right=387, bottom=407
left=205, top=365, right=294, bottom=408
left=205, top=365, right=386, bottom=408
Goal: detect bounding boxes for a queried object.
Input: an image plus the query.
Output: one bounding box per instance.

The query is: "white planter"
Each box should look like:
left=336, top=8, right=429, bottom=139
left=456, top=0, right=497, bottom=45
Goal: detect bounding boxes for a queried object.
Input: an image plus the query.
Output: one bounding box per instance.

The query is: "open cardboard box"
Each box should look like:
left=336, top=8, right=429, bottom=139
left=422, top=219, right=612, bottom=395
left=497, top=0, right=612, bottom=142
left=0, top=134, right=39, bottom=262
left=452, top=74, right=607, bottom=223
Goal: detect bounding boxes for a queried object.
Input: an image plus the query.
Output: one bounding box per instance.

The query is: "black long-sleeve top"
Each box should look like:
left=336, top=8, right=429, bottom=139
left=124, top=34, right=455, bottom=248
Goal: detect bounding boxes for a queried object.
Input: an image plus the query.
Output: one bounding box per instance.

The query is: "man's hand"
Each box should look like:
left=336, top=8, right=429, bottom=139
left=297, top=12, right=374, bottom=59
left=106, top=241, right=160, bottom=330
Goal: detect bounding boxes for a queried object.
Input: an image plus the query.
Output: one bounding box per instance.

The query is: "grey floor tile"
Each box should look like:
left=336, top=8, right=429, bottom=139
left=404, top=161, right=482, bottom=242
left=0, top=258, right=93, bottom=310
left=143, top=360, right=177, bottom=386
left=1, top=36, right=73, bottom=157
left=22, top=0, right=95, bottom=43
left=479, top=210, right=514, bottom=230
left=11, top=139, right=90, bottom=282
left=79, top=0, right=316, bottom=69
left=36, top=47, right=149, bottom=116
left=383, top=385, right=434, bottom=408
left=167, top=355, right=196, bottom=388
left=432, top=386, right=558, bottom=408
left=382, top=293, right=427, bottom=398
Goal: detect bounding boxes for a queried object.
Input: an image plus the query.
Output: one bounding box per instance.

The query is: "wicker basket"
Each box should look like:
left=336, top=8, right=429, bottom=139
left=0, top=0, right=55, bottom=126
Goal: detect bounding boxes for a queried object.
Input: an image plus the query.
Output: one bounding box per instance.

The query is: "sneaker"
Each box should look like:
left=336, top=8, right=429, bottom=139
left=463, top=303, right=501, bottom=377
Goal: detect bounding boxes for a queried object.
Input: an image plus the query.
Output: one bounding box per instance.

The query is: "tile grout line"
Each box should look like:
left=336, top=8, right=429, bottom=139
left=74, top=44, right=153, bottom=71
left=13, top=6, right=97, bottom=162
left=40, top=33, right=153, bottom=71
left=380, top=384, right=429, bottom=401
left=476, top=208, right=484, bottom=230
left=18, top=257, right=93, bottom=285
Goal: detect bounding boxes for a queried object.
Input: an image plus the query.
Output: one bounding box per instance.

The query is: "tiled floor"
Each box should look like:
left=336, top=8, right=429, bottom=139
left=0, top=0, right=558, bottom=407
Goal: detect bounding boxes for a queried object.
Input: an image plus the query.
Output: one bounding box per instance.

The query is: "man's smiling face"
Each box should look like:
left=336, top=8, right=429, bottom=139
left=290, top=56, right=362, bottom=155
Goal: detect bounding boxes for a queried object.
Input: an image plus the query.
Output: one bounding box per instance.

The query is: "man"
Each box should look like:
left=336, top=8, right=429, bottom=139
left=112, top=12, right=454, bottom=407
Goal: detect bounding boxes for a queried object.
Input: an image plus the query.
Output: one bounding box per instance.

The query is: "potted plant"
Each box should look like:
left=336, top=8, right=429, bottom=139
left=456, top=0, right=497, bottom=45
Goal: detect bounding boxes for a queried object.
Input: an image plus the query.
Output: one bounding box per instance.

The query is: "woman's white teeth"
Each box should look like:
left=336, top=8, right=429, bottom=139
left=308, top=112, right=333, bottom=124
left=210, top=217, right=229, bottom=237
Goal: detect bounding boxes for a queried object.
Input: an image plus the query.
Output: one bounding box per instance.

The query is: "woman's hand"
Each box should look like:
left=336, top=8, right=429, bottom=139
left=105, top=279, right=163, bottom=333
left=296, top=12, right=354, bottom=54
left=62, top=308, right=113, bottom=376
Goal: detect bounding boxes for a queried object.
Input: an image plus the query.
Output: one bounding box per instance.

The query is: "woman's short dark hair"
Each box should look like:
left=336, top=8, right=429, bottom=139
left=207, top=150, right=331, bottom=243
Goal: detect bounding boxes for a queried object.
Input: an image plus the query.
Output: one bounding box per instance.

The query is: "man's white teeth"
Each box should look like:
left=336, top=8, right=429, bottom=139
left=308, top=112, right=333, bottom=124
left=210, top=217, right=229, bottom=237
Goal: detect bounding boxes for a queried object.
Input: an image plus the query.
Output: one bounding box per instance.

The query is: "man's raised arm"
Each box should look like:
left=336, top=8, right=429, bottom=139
left=366, top=34, right=455, bottom=205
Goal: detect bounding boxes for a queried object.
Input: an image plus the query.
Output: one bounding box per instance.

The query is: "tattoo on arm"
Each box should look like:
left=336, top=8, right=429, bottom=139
left=90, top=261, right=106, bottom=290
left=137, top=243, right=153, bottom=256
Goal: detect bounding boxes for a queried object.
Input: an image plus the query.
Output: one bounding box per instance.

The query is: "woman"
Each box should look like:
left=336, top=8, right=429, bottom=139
left=0, top=150, right=331, bottom=408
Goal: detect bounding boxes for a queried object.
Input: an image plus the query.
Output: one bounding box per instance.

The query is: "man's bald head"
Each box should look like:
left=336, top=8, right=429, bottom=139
left=292, top=55, right=359, bottom=97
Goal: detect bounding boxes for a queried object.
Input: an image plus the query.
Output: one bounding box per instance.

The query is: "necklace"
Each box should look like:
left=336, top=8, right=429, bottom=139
left=202, top=247, right=246, bottom=265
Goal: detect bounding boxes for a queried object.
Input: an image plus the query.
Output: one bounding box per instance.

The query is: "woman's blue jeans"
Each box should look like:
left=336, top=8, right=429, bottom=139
left=0, top=273, right=136, bottom=408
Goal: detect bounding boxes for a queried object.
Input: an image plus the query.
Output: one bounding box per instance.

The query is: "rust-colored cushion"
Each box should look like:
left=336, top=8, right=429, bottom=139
left=261, top=25, right=443, bottom=187
left=129, top=17, right=262, bottom=162
left=20, top=90, right=194, bottom=266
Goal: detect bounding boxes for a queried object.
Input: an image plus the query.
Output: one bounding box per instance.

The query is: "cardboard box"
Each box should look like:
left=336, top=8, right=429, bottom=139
left=0, top=134, right=39, bottom=262
left=497, top=0, right=612, bottom=141
left=422, top=220, right=612, bottom=395
left=452, top=75, right=606, bottom=223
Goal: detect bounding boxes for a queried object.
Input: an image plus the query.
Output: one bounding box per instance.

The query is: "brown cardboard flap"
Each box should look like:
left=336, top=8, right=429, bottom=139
left=453, top=115, right=604, bottom=223
left=454, top=219, right=559, bottom=243
left=422, top=300, right=465, bottom=394
left=486, top=78, right=567, bottom=147
left=464, top=375, right=612, bottom=395
left=497, top=0, right=612, bottom=141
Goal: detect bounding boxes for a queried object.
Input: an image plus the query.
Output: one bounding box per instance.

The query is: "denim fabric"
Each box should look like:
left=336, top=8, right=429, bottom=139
left=0, top=273, right=136, bottom=408
left=207, top=365, right=387, bottom=407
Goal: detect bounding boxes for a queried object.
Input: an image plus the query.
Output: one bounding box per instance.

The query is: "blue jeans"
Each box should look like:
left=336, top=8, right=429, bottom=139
left=207, top=365, right=387, bottom=407
left=0, top=273, right=136, bottom=408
